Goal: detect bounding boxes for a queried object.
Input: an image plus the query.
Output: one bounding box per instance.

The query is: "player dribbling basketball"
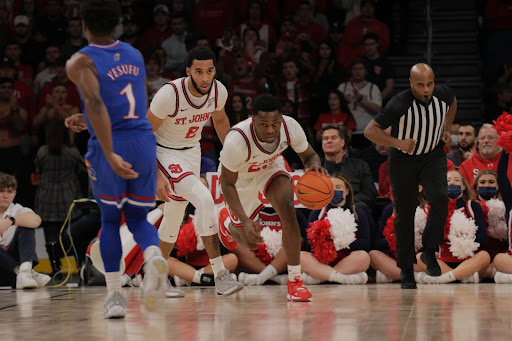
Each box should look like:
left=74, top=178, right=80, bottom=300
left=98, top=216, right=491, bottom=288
left=219, top=94, right=328, bottom=302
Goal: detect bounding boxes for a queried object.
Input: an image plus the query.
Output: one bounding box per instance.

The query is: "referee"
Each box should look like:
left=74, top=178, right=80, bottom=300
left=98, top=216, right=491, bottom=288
left=364, top=63, right=457, bottom=289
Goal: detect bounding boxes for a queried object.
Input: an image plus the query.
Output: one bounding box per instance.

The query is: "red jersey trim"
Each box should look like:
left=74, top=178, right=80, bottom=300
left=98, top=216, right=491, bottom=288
left=181, top=78, right=211, bottom=109
left=231, top=128, right=251, bottom=162
left=250, top=122, right=281, bottom=155
left=263, top=171, right=290, bottom=197
left=168, top=82, right=179, bottom=117
left=282, top=119, right=291, bottom=147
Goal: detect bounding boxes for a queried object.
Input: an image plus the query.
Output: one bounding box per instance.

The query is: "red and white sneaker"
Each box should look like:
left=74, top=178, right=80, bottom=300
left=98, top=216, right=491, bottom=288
left=218, top=208, right=238, bottom=251
left=287, top=276, right=312, bottom=302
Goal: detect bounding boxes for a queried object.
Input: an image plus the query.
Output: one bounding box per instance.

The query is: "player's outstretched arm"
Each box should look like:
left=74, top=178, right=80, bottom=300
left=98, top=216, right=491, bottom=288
left=297, top=145, right=329, bottom=175
left=66, top=53, right=138, bottom=179
left=220, top=165, right=263, bottom=244
left=212, top=108, right=231, bottom=144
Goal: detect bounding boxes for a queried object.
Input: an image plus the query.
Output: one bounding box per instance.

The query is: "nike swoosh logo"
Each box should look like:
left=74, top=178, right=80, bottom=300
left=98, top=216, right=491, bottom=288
left=297, top=189, right=313, bottom=195
left=180, top=108, right=188, bottom=111
left=252, top=156, right=258, bottom=158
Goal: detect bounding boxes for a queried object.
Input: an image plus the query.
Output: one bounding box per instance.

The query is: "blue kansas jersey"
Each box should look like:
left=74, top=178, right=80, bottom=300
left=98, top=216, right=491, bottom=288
left=78, top=40, right=152, bottom=136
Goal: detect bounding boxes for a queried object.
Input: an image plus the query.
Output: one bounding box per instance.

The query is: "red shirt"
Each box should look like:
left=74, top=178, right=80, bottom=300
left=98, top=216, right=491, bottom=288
left=228, top=80, right=260, bottom=111
left=295, top=20, right=327, bottom=47
left=313, top=112, right=356, bottom=132
left=459, top=149, right=503, bottom=185
left=39, top=79, right=81, bottom=110
left=193, top=0, right=233, bottom=42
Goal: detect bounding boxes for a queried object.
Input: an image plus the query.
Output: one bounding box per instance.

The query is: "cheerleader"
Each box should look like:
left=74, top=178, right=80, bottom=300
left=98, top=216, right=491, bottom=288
left=416, top=170, right=490, bottom=284
left=370, top=186, right=428, bottom=283
left=300, top=174, right=370, bottom=284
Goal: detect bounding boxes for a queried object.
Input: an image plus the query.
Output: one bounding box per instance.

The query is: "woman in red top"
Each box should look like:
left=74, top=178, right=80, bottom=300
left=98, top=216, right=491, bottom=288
left=313, top=89, right=356, bottom=143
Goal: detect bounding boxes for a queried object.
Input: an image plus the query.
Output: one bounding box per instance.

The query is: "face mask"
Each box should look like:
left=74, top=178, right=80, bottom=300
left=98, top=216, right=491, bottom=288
left=477, top=186, right=498, bottom=200
left=447, top=185, right=462, bottom=199
left=331, top=190, right=344, bottom=204
left=451, top=134, right=458, bottom=146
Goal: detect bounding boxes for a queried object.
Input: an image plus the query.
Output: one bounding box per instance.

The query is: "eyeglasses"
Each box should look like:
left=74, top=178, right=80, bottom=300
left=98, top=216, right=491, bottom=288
left=478, top=135, right=499, bottom=141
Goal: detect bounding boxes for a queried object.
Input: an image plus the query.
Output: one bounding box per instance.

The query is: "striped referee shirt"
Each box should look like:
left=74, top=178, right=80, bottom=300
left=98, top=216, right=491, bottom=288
left=374, top=85, right=455, bottom=156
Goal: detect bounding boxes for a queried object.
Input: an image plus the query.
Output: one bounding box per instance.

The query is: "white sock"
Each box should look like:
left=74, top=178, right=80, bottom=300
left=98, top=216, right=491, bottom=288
left=192, top=267, right=205, bottom=284
left=259, top=265, right=278, bottom=283
left=288, top=265, right=302, bottom=281
left=329, top=271, right=366, bottom=284
left=143, top=245, right=162, bottom=261
left=19, top=261, right=32, bottom=273
left=209, top=256, right=226, bottom=276
left=426, top=271, right=456, bottom=284
left=105, top=272, right=122, bottom=294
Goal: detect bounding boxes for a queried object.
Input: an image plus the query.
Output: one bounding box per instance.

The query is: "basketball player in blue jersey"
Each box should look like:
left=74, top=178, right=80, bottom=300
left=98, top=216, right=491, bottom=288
left=64, top=0, right=167, bottom=319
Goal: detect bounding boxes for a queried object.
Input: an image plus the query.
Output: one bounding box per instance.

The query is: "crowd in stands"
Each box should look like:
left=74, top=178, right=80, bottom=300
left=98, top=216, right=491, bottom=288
left=0, top=0, right=510, bottom=288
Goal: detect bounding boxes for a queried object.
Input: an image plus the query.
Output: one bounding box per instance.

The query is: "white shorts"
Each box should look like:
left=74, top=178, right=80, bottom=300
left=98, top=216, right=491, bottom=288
left=225, top=157, right=290, bottom=227
left=156, top=143, right=200, bottom=201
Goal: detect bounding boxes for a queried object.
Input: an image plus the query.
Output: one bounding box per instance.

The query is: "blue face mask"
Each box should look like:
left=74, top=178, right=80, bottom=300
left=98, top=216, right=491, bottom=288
left=447, top=185, right=462, bottom=199
left=477, top=186, right=498, bottom=200
left=331, top=190, right=344, bottom=204
left=451, top=134, right=458, bottom=146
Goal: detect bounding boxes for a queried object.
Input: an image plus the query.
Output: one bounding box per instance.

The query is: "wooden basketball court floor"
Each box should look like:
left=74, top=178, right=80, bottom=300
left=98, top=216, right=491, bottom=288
left=2, top=283, right=512, bottom=341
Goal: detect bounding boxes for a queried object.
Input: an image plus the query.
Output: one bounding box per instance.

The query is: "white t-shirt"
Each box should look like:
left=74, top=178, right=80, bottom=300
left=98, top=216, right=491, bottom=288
left=338, top=81, right=382, bottom=134
left=220, top=115, right=308, bottom=179
left=150, top=77, right=228, bottom=149
left=0, top=203, right=34, bottom=247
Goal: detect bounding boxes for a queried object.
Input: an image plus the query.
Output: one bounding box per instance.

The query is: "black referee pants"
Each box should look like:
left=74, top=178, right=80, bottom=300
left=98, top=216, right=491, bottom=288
left=388, top=146, right=448, bottom=269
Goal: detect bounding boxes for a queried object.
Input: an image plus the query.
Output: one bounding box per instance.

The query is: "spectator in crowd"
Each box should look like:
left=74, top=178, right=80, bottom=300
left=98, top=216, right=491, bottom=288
left=13, top=0, right=38, bottom=22
left=0, top=77, right=27, bottom=175
left=485, top=84, right=512, bottom=123
left=34, top=120, right=83, bottom=275
left=447, top=123, right=477, bottom=169
left=321, top=125, right=377, bottom=211
left=338, top=58, right=382, bottom=149
left=118, top=16, right=143, bottom=52
left=459, top=124, right=502, bottom=185
left=0, top=172, right=49, bottom=289
left=60, top=17, right=88, bottom=58
left=313, top=89, right=355, bottom=143
left=151, top=47, right=176, bottom=80
left=227, top=55, right=262, bottom=113
left=338, top=0, right=390, bottom=70
left=353, top=141, right=389, bottom=184
left=38, top=56, right=81, bottom=110
left=32, top=0, right=67, bottom=45
left=12, top=15, right=44, bottom=72
left=311, top=41, right=344, bottom=113
left=3, top=40, right=33, bottom=86
left=274, top=16, right=297, bottom=59
left=226, top=93, right=250, bottom=125
left=0, top=59, right=36, bottom=126
left=327, top=21, right=344, bottom=52
left=294, top=0, right=327, bottom=50
left=193, top=0, right=233, bottom=44
left=146, top=54, right=172, bottom=103
left=32, top=44, right=61, bottom=95
left=361, top=32, right=395, bottom=101
left=161, top=13, right=188, bottom=76
left=140, top=4, right=173, bottom=56
left=239, top=0, right=276, bottom=52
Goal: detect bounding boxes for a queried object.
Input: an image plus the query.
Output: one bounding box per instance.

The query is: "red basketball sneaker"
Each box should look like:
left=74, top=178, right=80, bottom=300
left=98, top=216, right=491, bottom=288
left=218, top=207, right=238, bottom=251
left=287, top=276, right=312, bottom=302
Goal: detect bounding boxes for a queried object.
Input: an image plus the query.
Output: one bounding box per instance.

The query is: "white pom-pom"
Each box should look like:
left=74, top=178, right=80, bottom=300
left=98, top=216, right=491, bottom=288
left=448, top=210, right=480, bottom=259
left=486, top=199, right=508, bottom=241
left=414, top=207, right=427, bottom=252
left=326, top=207, right=357, bottom=251
left=261, top=227, right=283, bottom=258
left=191, top=215, right=205, bottom=251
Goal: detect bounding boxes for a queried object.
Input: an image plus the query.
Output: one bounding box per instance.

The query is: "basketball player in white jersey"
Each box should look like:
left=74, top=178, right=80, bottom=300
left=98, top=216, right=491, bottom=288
left=220, top=94, right=328, bottom=302
left=147, top=46, right=243, bottom=297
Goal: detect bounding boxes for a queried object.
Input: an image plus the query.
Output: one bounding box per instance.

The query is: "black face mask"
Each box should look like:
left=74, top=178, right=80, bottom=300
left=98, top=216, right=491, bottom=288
left=331, top=190, right=344, bottom=204
left=477, top=186, right=498, bottom=200
left=447, top=185, right=462, bottom=199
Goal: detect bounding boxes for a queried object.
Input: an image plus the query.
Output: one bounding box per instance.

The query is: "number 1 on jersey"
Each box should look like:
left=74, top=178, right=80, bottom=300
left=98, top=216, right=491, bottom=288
left=120, top=83, right=139, bottom=119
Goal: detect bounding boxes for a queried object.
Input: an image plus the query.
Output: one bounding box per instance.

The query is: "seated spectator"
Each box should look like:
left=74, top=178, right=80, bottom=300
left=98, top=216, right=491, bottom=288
left=3, top=40, right=33, bottom=86
left=118, top=16, right=144, bottom=54
left=311, top=41, right=344, bottom=113
left=294, top=1, right=327, bottom=50
left=238, top=0, right=276, bottom=52
left=226, top=93, right=250, bottom=125
left=338, top=58, right=382, bottom=149
left=12, top=14, right=45, bottom=73
left=447, top=122, right=476, bottom=169
left=227, top=56, right=262, bottom=113
left=338, top=0, right=390, bottom=71
left=321, top=125, right=377, bottom=211
left=241, top=27, right=266, bottom=66
left=0, top=172, right=49, bottom=289
left=151, top=47, right=178, bottom=80
left=314, top=89, right=355, bottom=143
left=352, top=140, right=389, bottom=184
left=0, top=77, right=27, bottom=175
left=140, top=4, right=173, bottom=57
left=361, top=32, right=395, bottom=101
left=459, top=124, right=502, bottom=185
left=161, top=14, right=188, bottom=75
left=327, top=21, right=344, bottom=56
left=416, top=170, right=489, bottom=284
left=32, top=44, right=61, bottom=95
left=60, top=17, right=87, bottom=59
left=37, top=56, right=81, bottom=110
left=146, top=54, right=172, bottom=103
left=301, top=174, right=370, bottom=284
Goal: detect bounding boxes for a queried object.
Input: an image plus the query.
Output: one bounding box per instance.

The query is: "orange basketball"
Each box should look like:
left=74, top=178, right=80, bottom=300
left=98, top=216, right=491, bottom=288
left=294, top=171, right=334, bottom=210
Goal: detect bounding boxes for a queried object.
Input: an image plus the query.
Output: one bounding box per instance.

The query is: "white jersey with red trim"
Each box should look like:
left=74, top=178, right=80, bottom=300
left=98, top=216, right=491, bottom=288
left=150, top=77, right=228, bottom=149
left=220, top=115, right=308, bottom=180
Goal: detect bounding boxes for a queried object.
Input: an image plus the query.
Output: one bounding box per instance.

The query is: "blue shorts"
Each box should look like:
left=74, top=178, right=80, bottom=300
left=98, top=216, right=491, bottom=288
left=85, top=130, right=156, bottom=210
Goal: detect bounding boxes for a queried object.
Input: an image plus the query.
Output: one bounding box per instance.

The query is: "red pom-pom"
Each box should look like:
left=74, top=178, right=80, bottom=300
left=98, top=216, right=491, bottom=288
left=175, top=222, right=198, bottom=257
left=494, top=111, right=512, bottom=153
left=254, top=244, right=273, bottom=265
left=383, top=215, right=397, bottom=257
left=307, top=219, right=337, bottom=265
